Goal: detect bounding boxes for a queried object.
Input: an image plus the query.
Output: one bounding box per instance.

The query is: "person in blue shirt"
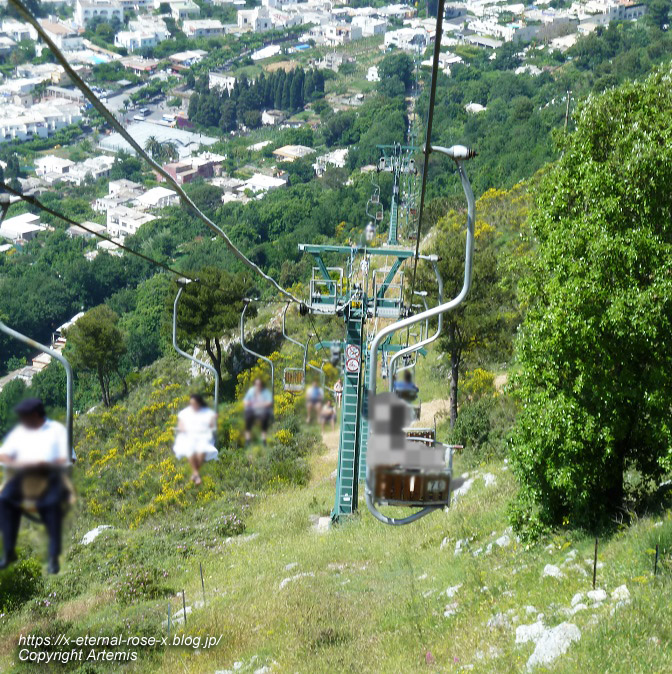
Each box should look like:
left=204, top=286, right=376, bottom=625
left=392, top=370, right=419, bottom=402
left=305, top=379, right=324, bottom=424
left=243, top=378, right=273, bottom=446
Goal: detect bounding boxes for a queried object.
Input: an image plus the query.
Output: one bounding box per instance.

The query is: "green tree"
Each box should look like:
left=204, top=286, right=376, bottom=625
left=175, top=268, right=253, bottom=389
left=431, top=214, right=511, bottom=427
left=0, top=378, right=27, bottom=438
left=67, top=305, right=127, bottom=407
left=510, top=66, right=672, bottom=536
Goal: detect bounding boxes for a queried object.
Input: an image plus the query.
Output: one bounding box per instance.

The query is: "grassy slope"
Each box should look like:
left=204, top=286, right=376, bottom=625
left=149, top=437, right=672, bottom=674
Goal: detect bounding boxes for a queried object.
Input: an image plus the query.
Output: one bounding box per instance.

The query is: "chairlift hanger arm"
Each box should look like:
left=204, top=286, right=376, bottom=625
left=389, top=260, right=444, bottom=388
left=365, top=147, right=475, bottom=527
left=172, top=285, right=220, bottom=413
left=375, top=255, right=405, bottom=300
left=0, top=320, right=74, bottom=461
left=240, top=300, right=275, bottom=404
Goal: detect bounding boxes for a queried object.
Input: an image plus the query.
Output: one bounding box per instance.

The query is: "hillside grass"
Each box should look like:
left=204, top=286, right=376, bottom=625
left=1, top=398, right=670, bottom=672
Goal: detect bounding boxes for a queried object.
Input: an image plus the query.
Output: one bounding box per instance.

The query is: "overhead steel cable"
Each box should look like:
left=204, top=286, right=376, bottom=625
left=0, top=185, right=203, bottom=282
left=8, top=0, right=302, bottom=305
left=407, top=0, right=448, bottom=319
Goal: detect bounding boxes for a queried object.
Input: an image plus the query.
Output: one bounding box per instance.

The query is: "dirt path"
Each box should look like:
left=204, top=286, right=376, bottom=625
left=414, top=398, right=450, bottom=427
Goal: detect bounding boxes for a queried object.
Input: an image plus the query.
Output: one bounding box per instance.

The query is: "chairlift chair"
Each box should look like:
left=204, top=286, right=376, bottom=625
left=0, top=319, right=76, bottom=523
left=281, top=303, right=307, bottom=393
left=365, top=144, right=477, bottom=526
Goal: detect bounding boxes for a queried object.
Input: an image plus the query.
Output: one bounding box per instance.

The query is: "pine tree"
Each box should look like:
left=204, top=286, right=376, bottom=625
left=281, top=74, right=291, bottom=110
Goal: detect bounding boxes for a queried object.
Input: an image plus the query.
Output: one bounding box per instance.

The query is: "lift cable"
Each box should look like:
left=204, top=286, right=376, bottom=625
left=8, top=0, right=302, bottom=305
left=0, top=185, right=203, bottom=283
left=407, top=0, right=448, bottom=319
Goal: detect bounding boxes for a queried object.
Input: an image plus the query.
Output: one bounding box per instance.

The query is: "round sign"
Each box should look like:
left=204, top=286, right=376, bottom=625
left=346, top=358, right=360, bottom=373
left=346, top=344, right=360, bottom=360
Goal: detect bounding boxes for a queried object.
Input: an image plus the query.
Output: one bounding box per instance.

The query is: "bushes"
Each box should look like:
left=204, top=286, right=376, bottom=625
left=0, top=557, right=44, bottom=613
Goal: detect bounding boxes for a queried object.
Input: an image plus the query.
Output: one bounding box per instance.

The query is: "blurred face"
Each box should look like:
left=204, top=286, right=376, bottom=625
left=19, top=411, right=45, bottom=430
left=189, top=397, right=201, bottom=411
left=312, top=380, right=320, bottom=387
left=254, top=379, right=263, bottom=391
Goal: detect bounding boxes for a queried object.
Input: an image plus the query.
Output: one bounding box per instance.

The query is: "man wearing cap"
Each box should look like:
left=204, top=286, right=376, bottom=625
left=0, top=398, right=70, bottom=574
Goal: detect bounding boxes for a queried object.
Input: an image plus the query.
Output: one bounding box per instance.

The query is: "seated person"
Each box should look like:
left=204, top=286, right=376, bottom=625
left=320, top=399, right=337, bottom=431
left=0, top=398, right=71, bottom=575
left=243, top=378, right=273, bottom=446
left=173, top=393, right=218, bottom=487
left=392, top=370, right=419, bottom=402
left=305, top=379, right=324, bottom=423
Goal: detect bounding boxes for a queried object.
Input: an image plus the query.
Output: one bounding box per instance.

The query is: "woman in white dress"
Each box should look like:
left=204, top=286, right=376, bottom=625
left=173, top=394, right=217, bottom=486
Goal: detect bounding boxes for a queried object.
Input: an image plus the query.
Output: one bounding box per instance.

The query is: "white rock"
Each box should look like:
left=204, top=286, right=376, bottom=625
left=545, top=544, right=555, bottom=553
left=482, top=472, right=497, bottom=487
left=444, top=601, right=459, bottom=617
left=611, top=585, right=630, bottom=602
left=485, top=543, right=493, bottom=555
left=417, top=573, right=428, bottom=581
left=526, top=623, right=581, bottom=670
left=584, top=559, right=604, bottom=569
left=81, top=525, right=112, bottom=545
left=565, top=549, right=577, bottom=561
left=649, top=636, right=660, bottom=645
left=454, top=539, right=465, bottom=555
left=542, top=564, right=563, bottom=579
left=284, top=562, right=298, bottom=571
left=473, top=547, right=483, bottom=557
left=445, top=584, right=462, bottom=598
left=487, top=612, right=511, bottom=630
left=570, top=592, right=584, bottom=607
left=254, top=668, right=271, bottom=674
left=516, top=620, right=546, bottom=644
left=313, top=516, right=331, bottom=534
left=452, top=477, right=475, bottom=501
left=278, top=572, right=315, bottom=590
left=496, top=534, right=511, bottom=548
left=525, top=605, right=537, bottom=615
left=654, top=521, right=663, bottom=528
left=569, top=603, right=588, bottom=615
left=587, top=589, right=607, bottom=603
left=440, top=536, right=449, bottom=550
left=233, top=662, right=243, bottom=671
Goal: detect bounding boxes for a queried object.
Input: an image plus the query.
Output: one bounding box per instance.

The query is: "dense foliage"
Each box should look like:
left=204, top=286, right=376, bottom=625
left=188, top=68, right=325, bottom=131
left=510, top=65, right=672, bottom=536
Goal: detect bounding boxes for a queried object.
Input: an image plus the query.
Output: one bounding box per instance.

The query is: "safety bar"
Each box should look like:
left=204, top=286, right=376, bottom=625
left=365, top=144, right=476, bottom=526
left=172, top=282, right=220, bottom=414
left=241, top=299, right=274, bottom=406
left=0, top=319, right=74, bottom=461
left=389, top=259, right=444, bottom=389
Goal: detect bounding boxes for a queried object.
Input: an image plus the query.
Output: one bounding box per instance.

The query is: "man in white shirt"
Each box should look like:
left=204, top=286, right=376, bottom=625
left=0, top=398, right=70, bottom=574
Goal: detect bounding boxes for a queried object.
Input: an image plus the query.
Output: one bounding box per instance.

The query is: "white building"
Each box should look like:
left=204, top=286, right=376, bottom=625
left=323, top=22, right=362, bottom=46
left=34, top=155, right=75, bottom=177
left=171, top=0, right=200, bottom=20
left=74, top=0, right=124, bottom=28
left=106, top=205, right=156, bottom=238
left=115, top=15, right=169, bottom=51
left=63, top=156, right=117, bottom=186
left=366, top=65, right=380, bottom=82
left=39, top=20, right=84, bottom=50
left=0, top=19, right=36, bottom=42
left=314, top=148, right=348, bottom=176
left=383, top=27, right=428, bottom=52
left=209, top=72, right=236, bottom=94
left=351, top=16, right=387, bottom=36
left=242, top=173, right=287, bottom=194
left=182, top=19, right=225, bottom=37
left=0, top=213, right=45, bottom=243
left=237, top=6, right=272, bottom=32
left=134, top=186, right=179, bottom=209
left=0, top=99, right=82, bottom=145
